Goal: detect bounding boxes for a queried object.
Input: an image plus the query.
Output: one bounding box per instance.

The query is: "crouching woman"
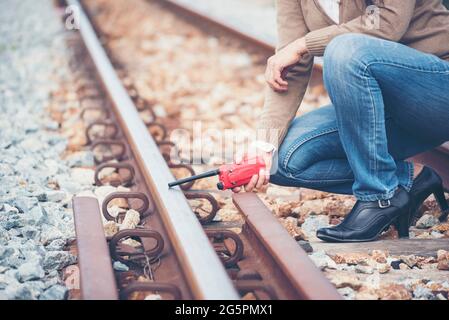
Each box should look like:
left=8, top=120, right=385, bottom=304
left=236, top=0, right=449, bottom=243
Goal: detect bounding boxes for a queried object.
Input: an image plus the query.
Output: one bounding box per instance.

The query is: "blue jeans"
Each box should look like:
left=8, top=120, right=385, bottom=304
left=271, top=34, right=449, bottom=201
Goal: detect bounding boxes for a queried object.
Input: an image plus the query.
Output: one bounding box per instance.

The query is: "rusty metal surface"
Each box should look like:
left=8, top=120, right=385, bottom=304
left=109, top=229, right=165, bottom=263
left=69, top=0, right=239, bottom=300
left=184, top=192, right=219, bottom=224
left=102, top=191, right=154, bottom=221
left=233, top=192, right=342, bottom=300
left=72, top=196, right=119, bottom=300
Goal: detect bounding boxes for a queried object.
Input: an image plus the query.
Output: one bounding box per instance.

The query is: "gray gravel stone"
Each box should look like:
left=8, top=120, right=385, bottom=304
left=44, top=190, right=67, bottom=202
left=21, top=247, right=44, bottom=263
left=309, top=250, right=337, bottom=270
left=0, top=228, right=10, bottom=245
left=0, top=0, right=90, bottom=298
left=0, top=211, right=26, bottom=230
left=297, top=240, right=313, bottom=253
left=355, top=265, right=374, bottom=275
left=338, top=287, right=356, bottom=300
left=27, top=205, right=47, bottom=225
left=40, top=225, right=64, bottom=244
left=35, top=189, right=65, bottom=203
left=301, top=215, right=330, bottom=239
left=42, top=271, right=60, bottom=289
left=416, top=214, right=439, bottom=229
left=430, top=231, right=445, bottom=238
left=20, top=226, right=40, bottom=240
left=55, top=176, right=82, bottom=194
left=43, top=251, right=76, bottom=271
left=43, top=159, right=61, bottom=177
left=45, top=121, right=60, bottom=131
left=39, top=285, right=68, bottom=300
left=65, top=151, right=95, bottom=168
left=15, top=281, right=46, bottom=300
left=113, top=261, right=130, bottom=272
left=3, top=249, right=25, bottom=269
left=413, top=286, right=435, bottom=300
left=0, top=274, right=17, bottom=290
left=0, top=164, right=14, bottom=177
left=45, top=239, right=66, bottom=251
left=0, top=247, right=17, bottom=263
left=69, top=168, right=95, bottom=186
left=11, top=196, right=38, bottom=214
left=18, top=261, right=45, bottom=282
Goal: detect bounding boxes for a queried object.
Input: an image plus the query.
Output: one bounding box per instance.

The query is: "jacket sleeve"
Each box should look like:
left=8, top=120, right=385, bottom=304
left=257, top=0, right=314, bottom=148
left=305, top=0, right=416, bottom=56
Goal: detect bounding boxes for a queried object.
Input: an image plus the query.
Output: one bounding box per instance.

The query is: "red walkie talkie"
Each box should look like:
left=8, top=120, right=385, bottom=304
left=168, top=157, right=266, bottom=190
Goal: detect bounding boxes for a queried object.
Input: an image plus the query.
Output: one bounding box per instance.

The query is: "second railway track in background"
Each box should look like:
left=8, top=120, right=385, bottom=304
left=58, top=0, right=449, bottom=300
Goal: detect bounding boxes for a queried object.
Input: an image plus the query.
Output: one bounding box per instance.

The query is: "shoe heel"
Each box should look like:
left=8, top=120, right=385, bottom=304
left=394, top=210, right=411, bottom=239
left=433, top=186, right=449, bottom=222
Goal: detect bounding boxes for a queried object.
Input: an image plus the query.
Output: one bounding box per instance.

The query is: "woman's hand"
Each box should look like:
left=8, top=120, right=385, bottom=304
left=231, top=148, right=274, bottom=193
left=265, top=37, right=308, bottom=92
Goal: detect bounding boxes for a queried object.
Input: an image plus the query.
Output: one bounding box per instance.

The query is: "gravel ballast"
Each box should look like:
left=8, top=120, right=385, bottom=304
left=0, top=0, right=83, bottom=300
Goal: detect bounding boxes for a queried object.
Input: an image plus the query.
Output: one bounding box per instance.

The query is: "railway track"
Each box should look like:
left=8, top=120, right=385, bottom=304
left=61, top=0, right=340, bottom=300
left=58, top=0, right=449, bottom=301
left=65, top=0, right=237, bottom=300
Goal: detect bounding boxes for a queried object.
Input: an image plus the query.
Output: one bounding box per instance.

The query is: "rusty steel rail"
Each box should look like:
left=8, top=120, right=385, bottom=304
left=67, top=0, right=238, bottom=300
left=233, top=193, right=341, bottom=300
left=72, top=197, right=118, bottom=300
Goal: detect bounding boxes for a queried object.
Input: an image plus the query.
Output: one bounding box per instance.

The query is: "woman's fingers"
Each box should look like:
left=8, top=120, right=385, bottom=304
left=265, top=58, right=287, bottom=92
left=255, top=169, right=266, bottom=190
left=273, top=66, right=288, bottom=87
left=265, top=54, right=289, bottom=92
left=244, top=175, right=259, bottom=192
left=232, top=187, right=242, bottom=193
left=268, top=77, right=287, bottom=92
left=235, top=150, right=274, bottom=193
left=261, top=162, right=271, bottom=186
left=263, top=170, right=270, bottom=185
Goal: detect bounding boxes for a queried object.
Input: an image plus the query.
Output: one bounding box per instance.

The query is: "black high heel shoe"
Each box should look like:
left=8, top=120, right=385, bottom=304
left=317, top=187, right=412, bottom=243
left=409, top=166, right=449, bottom=223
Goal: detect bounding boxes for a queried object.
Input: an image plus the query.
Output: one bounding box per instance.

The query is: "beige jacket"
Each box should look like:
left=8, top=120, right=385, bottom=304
left=259, top=0, right=449, bottom=147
